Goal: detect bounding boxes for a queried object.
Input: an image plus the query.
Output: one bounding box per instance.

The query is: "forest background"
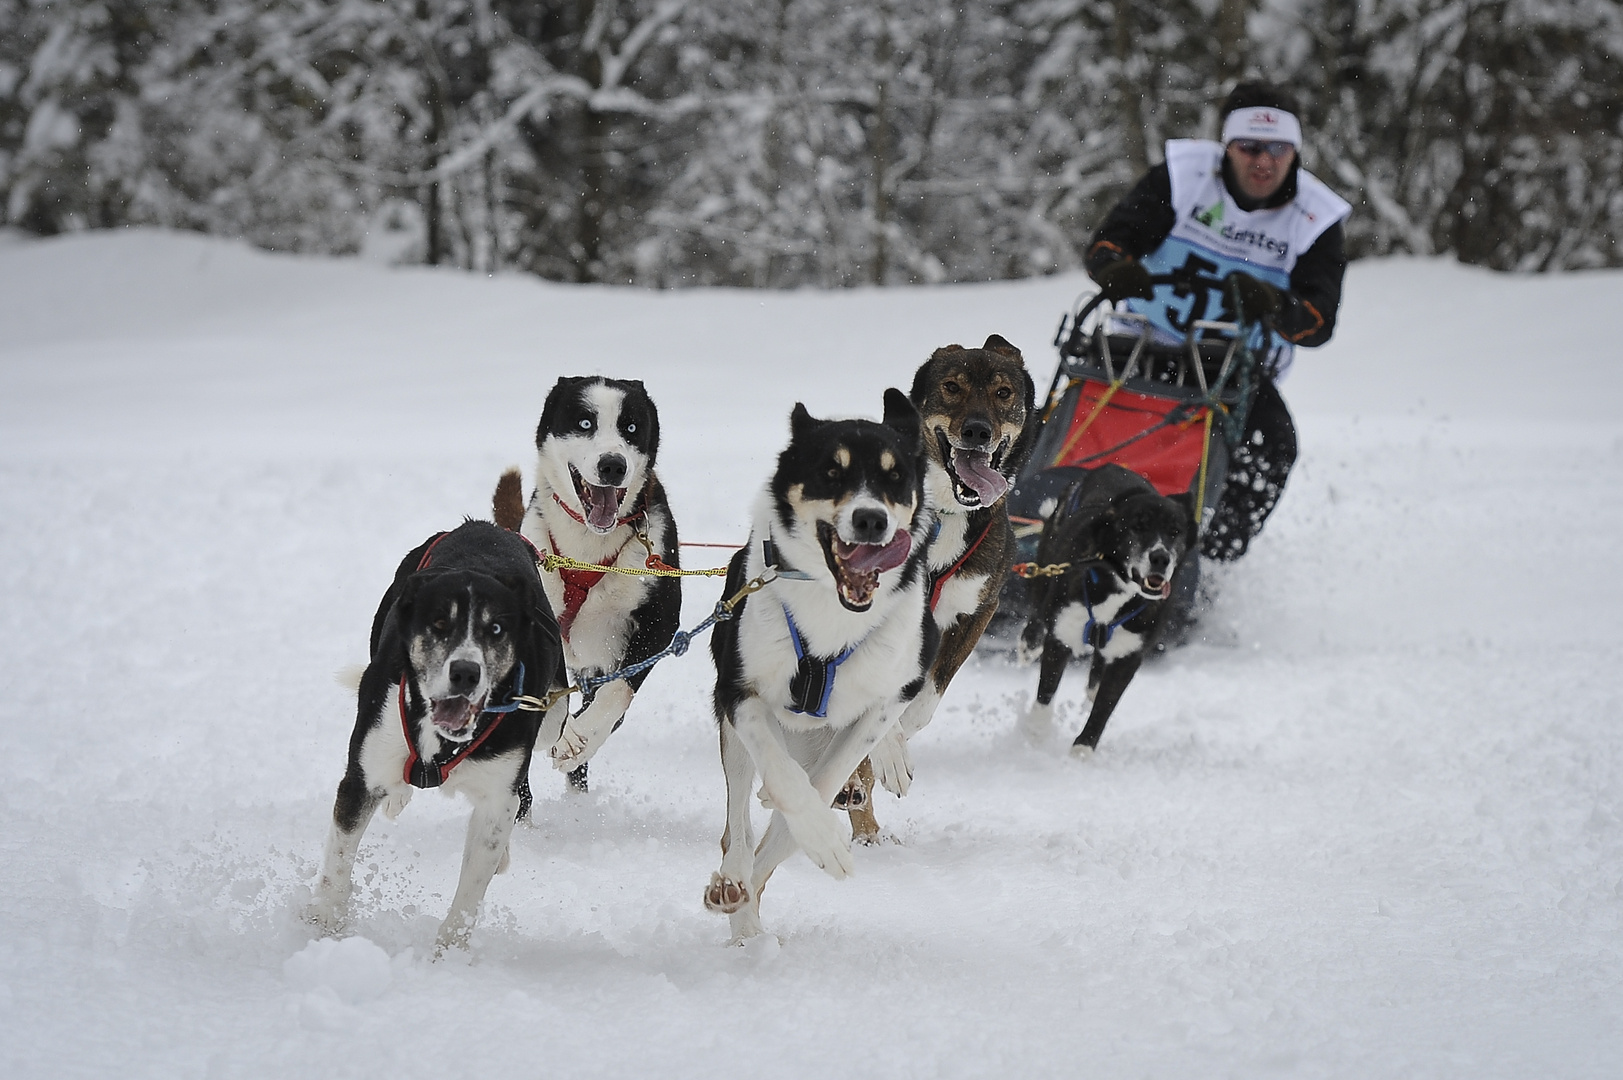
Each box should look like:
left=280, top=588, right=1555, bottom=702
left=2, top=0, right=1618, bottom=287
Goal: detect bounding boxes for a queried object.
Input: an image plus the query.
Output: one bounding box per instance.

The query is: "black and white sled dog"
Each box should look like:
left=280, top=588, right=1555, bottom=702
left=309, top=521, right=567, bottom=952
left=703, top=390, right=938, bottom=940
left=1019, top=464, right=1195, bottom=754
left=492, top=376, right=680, bottom=792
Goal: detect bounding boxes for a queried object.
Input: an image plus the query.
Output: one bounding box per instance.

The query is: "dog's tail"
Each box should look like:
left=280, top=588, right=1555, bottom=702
left=493, top=467, right=526, bottom=531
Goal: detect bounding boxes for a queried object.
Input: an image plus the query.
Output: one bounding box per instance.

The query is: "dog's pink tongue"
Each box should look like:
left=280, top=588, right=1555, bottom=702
left=582, top=483, right=624, bottom=530
left=432, top=697, right=477, bottom=733
left=952, top=449, right=1009, bottom=503
left=837, top=530, right=912, bottom=574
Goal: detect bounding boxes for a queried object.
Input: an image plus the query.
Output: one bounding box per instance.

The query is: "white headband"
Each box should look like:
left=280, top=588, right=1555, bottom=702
left=1221, top=107, right=1302, bottom=148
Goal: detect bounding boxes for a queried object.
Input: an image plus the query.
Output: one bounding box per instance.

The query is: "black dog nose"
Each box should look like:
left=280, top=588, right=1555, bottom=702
left=448, top=660, right=482, bottom=696
left=850, top=508, right=889, bottom=543
left=960, top=418, right=993, bottom=448
left=597, top=453, right=627, bottom=487
left=1149, top=551, right=1171, bottom=573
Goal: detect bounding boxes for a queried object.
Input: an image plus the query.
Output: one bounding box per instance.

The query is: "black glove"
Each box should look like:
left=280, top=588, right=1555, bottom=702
left=1224, top=271, right=1285, bottom=322
left=1093, top=258, right=1154, bottom=302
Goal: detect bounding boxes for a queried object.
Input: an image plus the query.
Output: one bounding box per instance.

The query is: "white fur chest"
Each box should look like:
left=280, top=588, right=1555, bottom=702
left=522, top=501, right=667, bottom=673
left=736, top=585, right=925, bottom=732
left=1052, top=586, right=1144, bottom=661
left=925, top=510, right=991, bottom=628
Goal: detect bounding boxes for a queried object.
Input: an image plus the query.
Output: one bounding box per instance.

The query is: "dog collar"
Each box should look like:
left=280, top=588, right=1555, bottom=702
left=399, top=662, right=526, bottom=789
left=761, top=538, right=814, bottom=581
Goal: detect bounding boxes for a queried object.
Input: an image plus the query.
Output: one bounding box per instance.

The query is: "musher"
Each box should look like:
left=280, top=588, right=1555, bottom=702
left=1084, top=81, right=1352, bottom=561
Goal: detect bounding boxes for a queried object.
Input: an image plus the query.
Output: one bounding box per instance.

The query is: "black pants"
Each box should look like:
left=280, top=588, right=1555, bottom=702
left=1202, top=377, right=1296, bottom=562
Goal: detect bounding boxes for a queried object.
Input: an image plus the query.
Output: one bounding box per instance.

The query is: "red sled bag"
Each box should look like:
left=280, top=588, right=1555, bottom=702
left=1048, top=377, right=1215, bottom=499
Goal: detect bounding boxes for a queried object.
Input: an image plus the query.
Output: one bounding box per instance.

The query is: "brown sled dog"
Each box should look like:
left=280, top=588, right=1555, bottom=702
left=839, top=335, right=1037, bottom=839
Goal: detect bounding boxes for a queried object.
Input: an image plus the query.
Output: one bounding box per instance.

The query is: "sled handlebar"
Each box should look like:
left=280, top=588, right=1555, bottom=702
left=1054, top=271, right=1262, bottom=358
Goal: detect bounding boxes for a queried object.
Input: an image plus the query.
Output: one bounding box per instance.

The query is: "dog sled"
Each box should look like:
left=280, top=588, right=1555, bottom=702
left=990, top=274, right=1269, bottom=637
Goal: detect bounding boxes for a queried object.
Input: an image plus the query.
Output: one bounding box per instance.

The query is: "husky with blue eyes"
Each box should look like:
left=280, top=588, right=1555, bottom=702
left=493, top=376, right=680, bottom=794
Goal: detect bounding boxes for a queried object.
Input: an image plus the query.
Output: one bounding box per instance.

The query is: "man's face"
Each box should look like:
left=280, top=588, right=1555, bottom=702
left=1225, top=139, right=1297, bottom=202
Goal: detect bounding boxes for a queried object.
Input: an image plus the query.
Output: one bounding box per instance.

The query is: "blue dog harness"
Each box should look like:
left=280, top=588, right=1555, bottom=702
left=781, top=607, right=860, bottom=718
left=1080, top=567, right=1146, bottom=651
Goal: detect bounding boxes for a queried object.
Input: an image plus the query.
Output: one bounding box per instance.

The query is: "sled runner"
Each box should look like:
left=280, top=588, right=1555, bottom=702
left=990, top=274, right=1268, bottom=637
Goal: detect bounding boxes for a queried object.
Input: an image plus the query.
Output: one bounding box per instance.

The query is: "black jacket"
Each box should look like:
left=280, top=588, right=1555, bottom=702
left=1086, top=161, right=1347, bottom=347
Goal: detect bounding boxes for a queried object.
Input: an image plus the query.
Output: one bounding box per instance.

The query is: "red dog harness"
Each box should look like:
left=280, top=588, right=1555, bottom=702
left=927, top=515, right=995, bottom=613
left=543, top=484, right=651, bottom=641
left=545, top=530, right=640, bottom=641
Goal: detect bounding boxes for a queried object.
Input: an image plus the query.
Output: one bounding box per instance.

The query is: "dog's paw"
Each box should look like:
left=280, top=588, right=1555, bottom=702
left=380, top=789, right=412, bottom=822
left=786, top=808, right=855, bottom=880
left=303, top=895, right=346, bottom=935
left=547, top=719, right=595, bottom=768
left=1068, top=742, right=1096, bottom=760
left=704, top=872, right=750, bottom=914
left=832, top=775, right=869, bottom=811
left=727, top=908, right=765, bottom=943
left=1019, top=700, right=1054, bottom=742
left=870, top=728, right=912, bottom=797
left=434, top=912, right=475, bottom=956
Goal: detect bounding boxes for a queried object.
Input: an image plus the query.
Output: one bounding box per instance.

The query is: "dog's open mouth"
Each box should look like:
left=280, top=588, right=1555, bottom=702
left=570, top=466, right=627, bottom=533
left=1131, top=570, right=1173, bottom=601
left=816, top=521, right=912, bottom=611
left=937, top=429, right=1010, bottom=508
left=430, top=694, right=487, bottom=741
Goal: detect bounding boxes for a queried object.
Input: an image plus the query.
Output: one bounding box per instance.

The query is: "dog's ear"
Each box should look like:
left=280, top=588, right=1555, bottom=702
left=910, top=356, right=937, bottom=407
left=1067, top=505, right=1118, bottom=563
left=370, top=536, right=440, bottom=656
left=881, top=387, right=921, bottom=452
left=498, top=570, right=561, bottom=649
left=790, top=402, right=820, bottom=442
left=1005, top=362, right=1041, bottom=475
left=537, top=376, right=590, bottom=446
left=369, top=571, right=423, bottom=678
left=634, top=383, right=660, bottom=466
left=982, top=334, right=1020, bottom=358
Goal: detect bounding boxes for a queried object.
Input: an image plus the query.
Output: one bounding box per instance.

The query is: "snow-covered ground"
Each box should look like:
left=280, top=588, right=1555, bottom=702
left=2, top=230, right=1620, bottom=1078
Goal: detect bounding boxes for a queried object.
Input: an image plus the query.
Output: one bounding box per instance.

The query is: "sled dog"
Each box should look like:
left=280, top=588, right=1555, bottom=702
left=843, top=335, right=1037, bottom=839
left=703, top=390, right=938, bottom=940
left=1018, top=464, right=1195, bottom=752
left=309, top=521, right=567, bottom=951
left=493, top=376, right=680, bottom=792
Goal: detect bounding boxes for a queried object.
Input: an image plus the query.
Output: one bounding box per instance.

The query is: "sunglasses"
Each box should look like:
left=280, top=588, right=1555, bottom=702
left=1230, top=139, right=1295, bottom=159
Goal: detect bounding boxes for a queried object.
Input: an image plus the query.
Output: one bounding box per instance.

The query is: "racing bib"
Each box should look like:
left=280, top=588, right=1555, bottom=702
left=1123, top=140, right=1351, bottom=366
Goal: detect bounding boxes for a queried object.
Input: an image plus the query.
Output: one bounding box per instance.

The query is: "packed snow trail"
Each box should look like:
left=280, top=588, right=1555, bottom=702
left=1, top=231, right=1620, bottom=1078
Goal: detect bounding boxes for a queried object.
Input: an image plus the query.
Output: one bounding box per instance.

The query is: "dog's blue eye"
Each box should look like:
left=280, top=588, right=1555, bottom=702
left=490, top=622, right=503, bottom=636
left=625, top=422, right=636, bottom=433
left=578, top=419, right=593, bottom=430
